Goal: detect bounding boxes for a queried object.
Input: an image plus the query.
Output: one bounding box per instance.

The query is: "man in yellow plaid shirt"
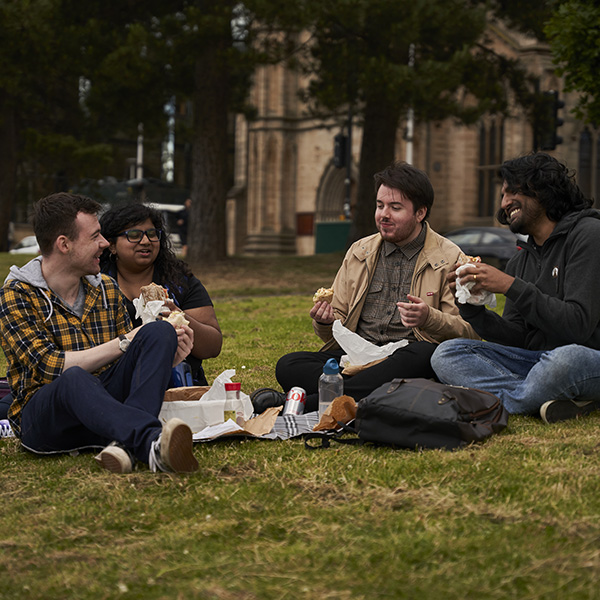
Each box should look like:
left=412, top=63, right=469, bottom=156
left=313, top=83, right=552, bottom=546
left=0, top=193, right=198, bottom=474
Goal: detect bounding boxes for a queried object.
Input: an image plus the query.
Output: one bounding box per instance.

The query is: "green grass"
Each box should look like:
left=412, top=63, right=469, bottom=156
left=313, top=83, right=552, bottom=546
left=1, top=253, right=598, bottom=600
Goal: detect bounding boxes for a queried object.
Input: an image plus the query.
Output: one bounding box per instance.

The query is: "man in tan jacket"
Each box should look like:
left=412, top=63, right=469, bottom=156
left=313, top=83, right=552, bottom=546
left=252, top=161, right=478, bottom=413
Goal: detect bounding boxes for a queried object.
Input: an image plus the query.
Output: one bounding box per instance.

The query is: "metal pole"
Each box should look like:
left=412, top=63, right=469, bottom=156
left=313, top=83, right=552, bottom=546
left=406, top=44, right=415, bottom=164
left=136, top=123, right=144, bottom=180
left=344, top=104, right=352, bottom=219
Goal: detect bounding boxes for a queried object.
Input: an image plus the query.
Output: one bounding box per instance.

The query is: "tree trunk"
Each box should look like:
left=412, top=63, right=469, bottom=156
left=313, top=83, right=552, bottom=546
left=0, top=98, right=18, bottom=252
left=350, top=98, right=401, bottom=243
left=188, top=30, right=231, bottom=263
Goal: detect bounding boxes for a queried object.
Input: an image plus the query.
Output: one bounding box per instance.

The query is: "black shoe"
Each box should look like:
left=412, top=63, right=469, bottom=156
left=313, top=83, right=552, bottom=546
left=250, top=388, right=286, bottom=414
left=540, top=399, right=600, bottom=424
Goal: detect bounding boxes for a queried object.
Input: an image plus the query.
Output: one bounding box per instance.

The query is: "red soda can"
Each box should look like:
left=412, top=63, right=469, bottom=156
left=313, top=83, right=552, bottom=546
left=282, top=387, right=307, bottom=416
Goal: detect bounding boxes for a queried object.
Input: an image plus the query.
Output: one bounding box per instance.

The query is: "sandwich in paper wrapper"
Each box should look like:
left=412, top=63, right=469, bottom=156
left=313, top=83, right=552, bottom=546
left=332, top=320, right=408, bottom=375
left=454, top=253, right=497, bottom=308
left=134, top=283, right=169, bottom=324
left=133, top=282, right=190, bottom=326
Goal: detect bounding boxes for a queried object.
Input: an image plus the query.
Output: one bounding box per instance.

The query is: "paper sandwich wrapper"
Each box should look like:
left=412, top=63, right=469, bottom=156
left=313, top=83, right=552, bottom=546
left=332, top=320, right=408, bottom=374
left=455, top=264, right=497, bottom=307
left=192, top=406, right=282, bottom=442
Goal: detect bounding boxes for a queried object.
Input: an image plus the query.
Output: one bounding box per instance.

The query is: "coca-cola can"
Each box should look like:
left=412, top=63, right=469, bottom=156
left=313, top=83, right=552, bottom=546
left=282, top=386, right=307, bottom=416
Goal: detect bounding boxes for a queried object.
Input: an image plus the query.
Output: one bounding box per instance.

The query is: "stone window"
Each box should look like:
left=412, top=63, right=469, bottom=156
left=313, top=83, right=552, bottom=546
left=477, top=118, right=504, bottom=218
left=577, top=128, right=600, bottom=200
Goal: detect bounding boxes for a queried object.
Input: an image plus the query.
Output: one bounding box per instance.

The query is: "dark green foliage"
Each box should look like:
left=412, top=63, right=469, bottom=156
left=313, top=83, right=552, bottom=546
left=275, top=0, right=543, bottom=240
left=545, top=1, right=600, bottom=125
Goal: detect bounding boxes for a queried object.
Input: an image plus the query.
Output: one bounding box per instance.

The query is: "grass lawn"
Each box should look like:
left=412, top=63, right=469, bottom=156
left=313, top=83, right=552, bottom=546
left=1, top=252, right=599, bottom=599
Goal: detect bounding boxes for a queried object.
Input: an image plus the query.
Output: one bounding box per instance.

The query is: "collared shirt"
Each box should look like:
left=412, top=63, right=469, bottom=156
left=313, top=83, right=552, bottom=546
left=0, top=274, right=131, bottom=434
left=355, top=224, right=426, bottom=345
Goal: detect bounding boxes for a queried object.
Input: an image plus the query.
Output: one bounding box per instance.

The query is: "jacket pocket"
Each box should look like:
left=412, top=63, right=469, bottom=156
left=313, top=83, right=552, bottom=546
left=359, top=280, right=385, bottom=320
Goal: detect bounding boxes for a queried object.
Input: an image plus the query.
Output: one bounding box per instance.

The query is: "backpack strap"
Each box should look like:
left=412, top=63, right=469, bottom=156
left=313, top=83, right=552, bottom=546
left=304, top=420, right=362, bottom=450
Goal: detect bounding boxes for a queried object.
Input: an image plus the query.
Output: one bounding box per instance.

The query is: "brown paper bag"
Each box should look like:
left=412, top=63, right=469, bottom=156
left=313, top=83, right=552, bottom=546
left=236, top=406, right=282, bottom=437
left=313, top=395, right=357, bottom=431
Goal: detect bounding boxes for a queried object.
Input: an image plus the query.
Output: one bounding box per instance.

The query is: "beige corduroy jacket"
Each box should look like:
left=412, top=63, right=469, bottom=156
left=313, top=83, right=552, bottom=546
left=313, top=223, right=480, bottom=351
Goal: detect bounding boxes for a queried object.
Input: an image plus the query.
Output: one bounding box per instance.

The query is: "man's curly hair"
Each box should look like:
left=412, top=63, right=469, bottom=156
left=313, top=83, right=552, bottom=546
left=496, top=152, right=593, bottom=225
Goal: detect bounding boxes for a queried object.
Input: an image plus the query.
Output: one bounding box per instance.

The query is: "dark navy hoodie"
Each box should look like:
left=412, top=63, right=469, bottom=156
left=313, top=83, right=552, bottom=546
left=459, top=209, right=600, bottom=351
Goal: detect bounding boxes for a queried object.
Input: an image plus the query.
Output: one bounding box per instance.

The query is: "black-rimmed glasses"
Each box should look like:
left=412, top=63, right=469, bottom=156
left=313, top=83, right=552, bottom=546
left=118, top=228, right=162, bottom=243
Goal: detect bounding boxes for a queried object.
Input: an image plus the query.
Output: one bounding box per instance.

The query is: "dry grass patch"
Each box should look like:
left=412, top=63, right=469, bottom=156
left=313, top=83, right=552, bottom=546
left=3, top=254, right=600, bottom=599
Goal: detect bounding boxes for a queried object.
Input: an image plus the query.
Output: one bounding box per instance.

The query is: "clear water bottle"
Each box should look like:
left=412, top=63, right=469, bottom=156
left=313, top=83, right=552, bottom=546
left=318, top=358, right=344, bottom=417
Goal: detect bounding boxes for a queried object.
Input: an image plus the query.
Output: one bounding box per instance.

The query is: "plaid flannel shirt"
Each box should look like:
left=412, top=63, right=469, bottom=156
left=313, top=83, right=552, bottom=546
left=0, top=273, right=131, bottom=432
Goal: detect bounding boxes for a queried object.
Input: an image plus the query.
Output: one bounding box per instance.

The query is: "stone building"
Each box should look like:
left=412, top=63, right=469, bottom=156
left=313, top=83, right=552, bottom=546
left=227, top=21, right=597, bottom=257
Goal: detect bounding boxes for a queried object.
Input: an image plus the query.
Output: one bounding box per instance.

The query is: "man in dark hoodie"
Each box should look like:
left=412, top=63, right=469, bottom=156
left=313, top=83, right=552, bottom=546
left=0, top=192, right=199, bottom=473
left=431, top=152, right=600, bottom=423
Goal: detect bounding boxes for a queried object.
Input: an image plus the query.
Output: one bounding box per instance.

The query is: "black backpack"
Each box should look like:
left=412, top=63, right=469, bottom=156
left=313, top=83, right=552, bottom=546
left=306, top=378, right=508, bottom=451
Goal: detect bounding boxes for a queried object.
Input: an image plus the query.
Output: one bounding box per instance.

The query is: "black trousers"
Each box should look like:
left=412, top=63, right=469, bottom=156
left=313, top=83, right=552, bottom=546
left=276, top=341, right=437, bottom=412
left=0, top=394, right=10, bottom=420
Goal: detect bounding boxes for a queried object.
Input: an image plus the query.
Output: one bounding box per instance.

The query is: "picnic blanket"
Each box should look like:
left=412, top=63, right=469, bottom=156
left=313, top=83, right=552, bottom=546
left=271, top=412, right=320, bottom=440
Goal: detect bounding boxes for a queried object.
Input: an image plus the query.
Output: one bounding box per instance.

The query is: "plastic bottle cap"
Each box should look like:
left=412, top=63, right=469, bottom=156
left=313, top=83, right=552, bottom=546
left=323, top=358, right=340, bottom=375
left=224, top=382, right=242, bottom=391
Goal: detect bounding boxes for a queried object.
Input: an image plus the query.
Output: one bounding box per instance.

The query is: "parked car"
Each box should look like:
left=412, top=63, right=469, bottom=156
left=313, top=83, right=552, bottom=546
left=9, top=235, right=40, bottom=255
left=443, top=226, right=522, bottom=270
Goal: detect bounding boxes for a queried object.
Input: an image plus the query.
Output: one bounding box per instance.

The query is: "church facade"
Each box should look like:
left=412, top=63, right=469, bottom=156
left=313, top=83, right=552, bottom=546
left=226, top=22, right=598, bottom=257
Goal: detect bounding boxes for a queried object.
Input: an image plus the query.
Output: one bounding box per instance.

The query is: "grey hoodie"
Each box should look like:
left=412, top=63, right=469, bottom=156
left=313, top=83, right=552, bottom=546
left=5, top=256, right=109, bottom=322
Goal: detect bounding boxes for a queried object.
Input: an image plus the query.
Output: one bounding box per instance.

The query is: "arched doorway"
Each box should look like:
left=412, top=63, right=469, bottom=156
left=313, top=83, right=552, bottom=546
left=314, top=161, right=357, bottom=253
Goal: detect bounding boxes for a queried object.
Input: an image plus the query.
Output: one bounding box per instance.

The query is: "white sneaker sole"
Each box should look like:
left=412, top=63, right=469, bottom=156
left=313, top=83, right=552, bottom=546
left=95, top=447, right=133, bottom=474
left=540, top=399, right=598, bottom=424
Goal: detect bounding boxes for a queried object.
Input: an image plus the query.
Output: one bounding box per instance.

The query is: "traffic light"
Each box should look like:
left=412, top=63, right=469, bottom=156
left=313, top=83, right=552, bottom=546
left=333, top=133, right=347, bottom=168
left=535, top=90, right=565, bottom=151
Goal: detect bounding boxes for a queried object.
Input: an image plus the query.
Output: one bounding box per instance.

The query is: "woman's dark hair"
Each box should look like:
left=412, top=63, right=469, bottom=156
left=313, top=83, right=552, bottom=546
left=374, top=161, right=434, bottom=220
left=99, top=204, right=192, bottom=294
left=496, top=152, right=593, bottom=224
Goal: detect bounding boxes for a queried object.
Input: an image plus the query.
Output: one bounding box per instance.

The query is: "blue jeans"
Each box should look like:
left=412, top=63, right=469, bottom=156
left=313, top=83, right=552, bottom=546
left=17, top=320, right=177, bottom=463
left=431, top=339, right=600, bottom=415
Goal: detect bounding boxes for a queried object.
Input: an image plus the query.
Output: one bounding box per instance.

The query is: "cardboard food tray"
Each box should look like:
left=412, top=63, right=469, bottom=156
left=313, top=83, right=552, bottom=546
left=159, top=385, right=264, bottom=438
left=163, top=386, right=211, bottom=402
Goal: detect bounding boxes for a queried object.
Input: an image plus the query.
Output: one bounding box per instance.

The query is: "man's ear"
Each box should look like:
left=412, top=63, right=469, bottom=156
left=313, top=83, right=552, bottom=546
left=416, top=206, right=427, bottom=223
left=55, top=235, right=70, bottom=254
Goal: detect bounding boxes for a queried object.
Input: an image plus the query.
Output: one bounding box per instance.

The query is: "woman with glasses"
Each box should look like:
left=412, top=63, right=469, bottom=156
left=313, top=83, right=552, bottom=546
left=99, top=204, right=222, bottom=385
